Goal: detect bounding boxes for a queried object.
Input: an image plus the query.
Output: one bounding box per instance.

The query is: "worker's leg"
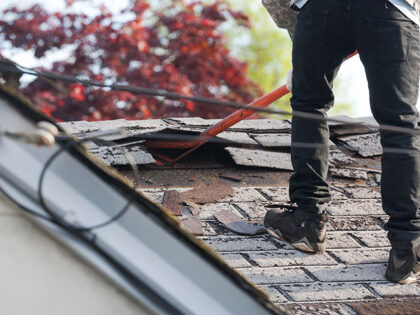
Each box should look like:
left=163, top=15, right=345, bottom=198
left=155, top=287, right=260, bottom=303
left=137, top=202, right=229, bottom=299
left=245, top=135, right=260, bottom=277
left=265, top=0, right=355, bottom=253
left=354, top=3, right=420, bottom=282
left=288, top=0, right=354, bottom=214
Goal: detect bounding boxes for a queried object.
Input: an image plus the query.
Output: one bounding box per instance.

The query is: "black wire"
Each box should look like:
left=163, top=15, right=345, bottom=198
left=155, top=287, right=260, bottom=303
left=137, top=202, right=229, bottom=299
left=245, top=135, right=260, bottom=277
left=37, top=137, right=140, bottom=232
left=0, top=184, right=58, bottom=224
left=0, top=134, right=140, bottom=232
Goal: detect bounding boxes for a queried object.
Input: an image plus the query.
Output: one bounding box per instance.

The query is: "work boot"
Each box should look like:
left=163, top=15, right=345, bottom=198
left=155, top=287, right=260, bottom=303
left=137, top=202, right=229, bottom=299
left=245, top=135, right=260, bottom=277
left=264, top=208, right=328, bottom=254
left=385, top=246, right=420, bottom=284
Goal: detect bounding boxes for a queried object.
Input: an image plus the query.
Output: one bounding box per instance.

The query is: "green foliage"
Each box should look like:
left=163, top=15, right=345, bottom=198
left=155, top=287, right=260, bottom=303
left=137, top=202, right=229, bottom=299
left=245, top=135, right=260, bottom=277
left=223, top=0, right=355, bottom=117
left=223, top=0, right=291, bottom=117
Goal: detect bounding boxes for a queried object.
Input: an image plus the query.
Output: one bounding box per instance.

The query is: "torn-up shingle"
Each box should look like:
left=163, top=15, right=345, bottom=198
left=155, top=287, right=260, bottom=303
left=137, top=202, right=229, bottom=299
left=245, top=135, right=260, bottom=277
left=358, top=116, right=379, bottom=129
left=59, top=120, right=98, bottom=134
left=342, top=186, right=381, bottom=199
left=328, top=115, right=363, bottom=127
left=329, top=149, right=356, bottom=165
left=198, top=119, right=291, bottom=132
left=252, top=134, right=334, bottom=149
left=89, top=119, right=135, bottom=131
left=162, top=190, right=183, bottom=216
left=216, top=132, right=258, bottom=145
left=214, top=210, right=265, bottom=236
left=330, top=167, right=368, bottom=180
left=128, top=119, right=168, bottom=129
left=169, top=117, right=215, bottom=127
left=181, top=216, right=204, bottom=235
left=338, top=133, right=382, bottom=157
left=251, top=133, right=292, bottom=148
left=184, top=201, right=202, bottom=216
left=225, top=147, right=293, bottom=170
left=180, top=184, right=234, bottom=204
left=89, top=145, right=155, bottom=166
left=230, top=119, right=291, bottom=132
left=329, top=115, right=378, bottom=136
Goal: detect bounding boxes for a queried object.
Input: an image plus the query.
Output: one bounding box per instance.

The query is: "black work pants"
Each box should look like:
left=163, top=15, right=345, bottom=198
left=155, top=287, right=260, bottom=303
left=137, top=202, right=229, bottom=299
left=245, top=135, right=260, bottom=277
left=289, top=0, right=420, bottom=249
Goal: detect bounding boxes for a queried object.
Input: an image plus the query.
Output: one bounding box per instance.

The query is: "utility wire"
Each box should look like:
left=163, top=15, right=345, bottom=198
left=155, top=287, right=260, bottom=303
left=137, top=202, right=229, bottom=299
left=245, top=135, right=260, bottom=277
left=0, top=130, right=141, bottom=232
left=0, top=58, right=419, bottom=136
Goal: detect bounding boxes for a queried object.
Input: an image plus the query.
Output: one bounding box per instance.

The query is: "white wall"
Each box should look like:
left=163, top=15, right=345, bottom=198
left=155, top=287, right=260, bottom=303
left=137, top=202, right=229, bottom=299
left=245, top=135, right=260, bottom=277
left=0, top=194, right=153, bottom=315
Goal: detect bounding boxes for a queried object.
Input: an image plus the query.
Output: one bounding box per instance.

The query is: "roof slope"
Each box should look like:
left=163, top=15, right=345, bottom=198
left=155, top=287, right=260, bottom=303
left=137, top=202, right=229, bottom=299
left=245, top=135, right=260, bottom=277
left=62, top=117, right=420, bottom=314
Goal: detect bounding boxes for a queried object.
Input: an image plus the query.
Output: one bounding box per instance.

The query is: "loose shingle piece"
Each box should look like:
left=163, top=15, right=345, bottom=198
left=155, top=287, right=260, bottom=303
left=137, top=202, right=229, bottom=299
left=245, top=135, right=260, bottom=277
left=329, top=149, right=356, bottom=165
left=252, top=134, right=335, bottom=149
left=330, top=167, right=368, bottom=180
left=225, top=147, right=293, bottom=170
left=216, top=132, right=258, bottom=145
left=338, top=133, right=382, bottom=157
left=89, top=145, right=155, bottom=166
left=214, top=210, right=265, bottom=235
left=181, top=216, right=204, bottom=235
left=181, top=184, right=234, bottom=204
left=251, top=134, right=292, bottom=148
left=162, top=190, right=183, bottom=216
left=329, top=115, right=378, bottom=136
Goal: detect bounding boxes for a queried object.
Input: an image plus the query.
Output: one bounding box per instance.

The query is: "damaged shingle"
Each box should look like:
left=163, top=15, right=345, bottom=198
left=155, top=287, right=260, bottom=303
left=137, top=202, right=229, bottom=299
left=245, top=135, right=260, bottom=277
left=214, top=210, right=265, bottom=235
left=89, top=145, right=155, bottom=166
left=225, top=147, right=293, bottom=170
left=251, top=134, right=292, bottom=148
left=329, top=149, right=356, bottom=165
left=59, top=120, right=99, bottom=134
left=216, top=132, right=259, bottom=145
left=329, top=167, right=368, bottom=180
left=329, top=115, right=378, bottom=136
left=200, top=119, right=291, bottom=132
left=162, top=190, right=184, bottom=216
left=181, top=183, right=234, bottom=204
left=338, top=133, right=382, bottom=157
left=181, top=216, right=204, bottom=235
left=252, top=133, right=334, bottom=149
left=184, top=201, right=202, bottom=216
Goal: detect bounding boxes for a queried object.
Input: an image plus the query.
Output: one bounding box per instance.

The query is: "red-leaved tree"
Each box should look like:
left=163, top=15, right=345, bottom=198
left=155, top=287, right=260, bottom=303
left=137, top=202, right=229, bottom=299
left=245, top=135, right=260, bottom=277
left=0, top=0, right=262, bottom=121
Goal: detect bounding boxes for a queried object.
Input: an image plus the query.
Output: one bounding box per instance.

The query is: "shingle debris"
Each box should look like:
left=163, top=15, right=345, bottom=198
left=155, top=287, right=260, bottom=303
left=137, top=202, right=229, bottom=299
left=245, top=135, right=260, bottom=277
left=184, top=201, right=202, bottom=216
left=225, top=147, right=293, bottom=170
left=338, top=133, right=382, bottom=157
left=162, top=190, right=183, bottom=216
left=252, top=133, right=334, bottom=149
left=329, top=149, right=356, bottom=165
left=214, top=210, right=266, bottom=235
left=329, top=115, right=378, bottom=136
left=181, top=216, right=204, bottom=235
left=329, top=167, right=368, bottom=180
left=251, top=133, right=292, bottom=148
left=180, top=183, right=234, bottom=204
left=90, top=145, right=155, bottom=166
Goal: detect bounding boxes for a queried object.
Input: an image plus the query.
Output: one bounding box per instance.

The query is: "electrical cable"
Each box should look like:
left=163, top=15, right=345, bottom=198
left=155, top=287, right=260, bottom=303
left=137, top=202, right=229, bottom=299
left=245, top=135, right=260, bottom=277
left=0, top=58, right=419, bottom=137
left=0, top=131, right=141, bottom=232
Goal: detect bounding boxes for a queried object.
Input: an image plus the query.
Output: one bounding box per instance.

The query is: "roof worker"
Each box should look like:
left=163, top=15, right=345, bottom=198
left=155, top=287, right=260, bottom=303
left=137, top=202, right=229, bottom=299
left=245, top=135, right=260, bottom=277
left=263, top=0, right=420, bottom=284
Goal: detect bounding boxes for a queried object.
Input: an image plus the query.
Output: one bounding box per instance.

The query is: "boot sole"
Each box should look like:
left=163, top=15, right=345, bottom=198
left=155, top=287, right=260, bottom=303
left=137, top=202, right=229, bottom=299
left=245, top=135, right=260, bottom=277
left=266, top=228, right=325, bottom=254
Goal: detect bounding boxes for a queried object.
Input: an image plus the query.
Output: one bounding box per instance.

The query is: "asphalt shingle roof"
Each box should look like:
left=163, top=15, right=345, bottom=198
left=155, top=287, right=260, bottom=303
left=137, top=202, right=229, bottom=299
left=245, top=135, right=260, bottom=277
left=60, top=117, right=420, bottom=314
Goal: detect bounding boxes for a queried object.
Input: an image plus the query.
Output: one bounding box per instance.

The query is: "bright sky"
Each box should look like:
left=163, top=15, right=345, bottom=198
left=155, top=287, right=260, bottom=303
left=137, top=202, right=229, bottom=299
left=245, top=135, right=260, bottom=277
left=0, top=0, right=418, bottom=117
